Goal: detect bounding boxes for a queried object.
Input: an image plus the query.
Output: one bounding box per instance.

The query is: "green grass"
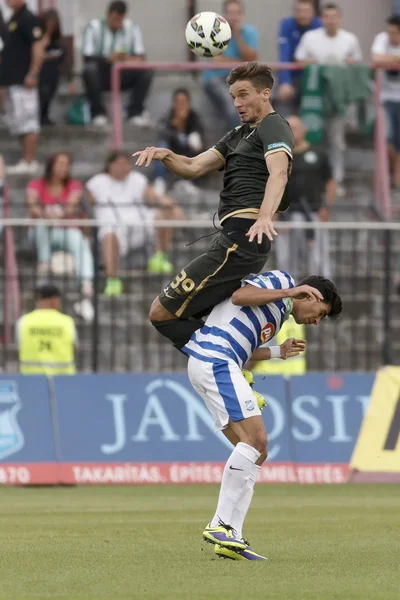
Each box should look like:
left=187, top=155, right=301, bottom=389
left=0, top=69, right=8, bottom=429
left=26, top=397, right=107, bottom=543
left=0, top=485, right=399, bottom=599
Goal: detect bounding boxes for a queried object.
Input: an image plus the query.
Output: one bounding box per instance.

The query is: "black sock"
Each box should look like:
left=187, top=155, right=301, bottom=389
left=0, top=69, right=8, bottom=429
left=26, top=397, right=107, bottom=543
left=151, top=318, right=203, bottom=350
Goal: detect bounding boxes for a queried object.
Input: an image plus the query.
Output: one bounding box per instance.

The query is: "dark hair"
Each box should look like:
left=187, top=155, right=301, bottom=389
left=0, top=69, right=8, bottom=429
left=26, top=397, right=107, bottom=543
left=299, top=276, right=343, bottom=320
left=387, top=15, right=400, bottom=28
left=108, top=1, right=127, bottom=15
left=226, top=61, right=274, bottom=91
left=42, top=9, right=62, bottom=43
left=223, top=0, right=244, bottom=11
left=44, top=152, right=72, bottom=185
left=322, top=3, right=340, bottom=12
left=104, top=150, right=131, bottom=173
left=173, top=87, right=191, bottom=101
left=36, top=285, right=61, bottom=300
left=297, top=0, right=316, bottom=5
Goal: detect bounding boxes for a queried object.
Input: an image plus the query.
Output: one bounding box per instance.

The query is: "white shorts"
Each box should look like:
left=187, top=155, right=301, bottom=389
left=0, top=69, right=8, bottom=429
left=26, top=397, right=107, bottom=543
left=188, top=356, right=261, bottom=432
left=6, top=86, right=40, bottom=136
left=98, top=208, right=154, bottom=256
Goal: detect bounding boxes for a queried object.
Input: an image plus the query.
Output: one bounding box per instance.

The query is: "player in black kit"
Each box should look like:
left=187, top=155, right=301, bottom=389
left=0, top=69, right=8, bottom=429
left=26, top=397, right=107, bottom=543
left=133, top=61, right=294, bottom=350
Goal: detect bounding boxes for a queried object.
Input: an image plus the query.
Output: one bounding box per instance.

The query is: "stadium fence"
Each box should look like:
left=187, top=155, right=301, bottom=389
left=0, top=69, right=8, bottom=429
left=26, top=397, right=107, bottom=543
left=0, top=219, right=399, bottom=373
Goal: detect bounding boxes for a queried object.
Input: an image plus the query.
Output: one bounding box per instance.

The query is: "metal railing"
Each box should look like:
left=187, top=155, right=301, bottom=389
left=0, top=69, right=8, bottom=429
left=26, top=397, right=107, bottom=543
left=1, top=219, right=399, bottom=373
left=111, top=61, right=391, bottom=221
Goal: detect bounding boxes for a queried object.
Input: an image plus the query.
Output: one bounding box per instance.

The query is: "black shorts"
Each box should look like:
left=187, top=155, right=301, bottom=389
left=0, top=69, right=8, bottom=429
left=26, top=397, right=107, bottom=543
left=159, top=218, right=271, bottom=319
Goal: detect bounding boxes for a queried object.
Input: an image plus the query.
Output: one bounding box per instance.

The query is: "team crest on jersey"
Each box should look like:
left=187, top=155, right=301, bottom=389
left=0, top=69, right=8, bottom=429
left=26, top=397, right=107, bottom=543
left=245, top=399, right=254, bottom=411
left=260, top=323, right=275, bottom=343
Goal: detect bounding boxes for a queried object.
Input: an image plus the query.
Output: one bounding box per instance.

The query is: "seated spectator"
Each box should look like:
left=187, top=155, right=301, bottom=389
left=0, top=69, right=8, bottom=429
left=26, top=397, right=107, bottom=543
left=86, top=151, right=185, bottom=297
left=154, top=88, right=205, bottom=195
left=26, top=152, right=94, bottom=323
left=276, top=0, right=321, bottom=115
left=275, top=116, right=336, bottom=280
left=82, top=0, right=152, bottom=127
left=2, top=0, right=45, bottom=175
left=372, top=16, right=400, bottom=189
left=203, top=0, right=258, bottom=130
left=39, top=9, right=65, bottom=126
left=295, top=3, right=362, bottom=190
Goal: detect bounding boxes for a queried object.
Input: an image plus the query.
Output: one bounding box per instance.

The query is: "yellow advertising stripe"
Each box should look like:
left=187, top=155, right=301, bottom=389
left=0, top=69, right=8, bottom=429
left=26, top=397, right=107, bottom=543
left=350, top=367, right=400, bottom=473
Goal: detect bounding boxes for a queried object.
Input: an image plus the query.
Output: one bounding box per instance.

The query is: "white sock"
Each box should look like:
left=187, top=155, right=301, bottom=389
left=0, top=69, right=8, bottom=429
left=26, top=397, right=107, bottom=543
left=231, top=464, right=261, bottom=540
left=210, top=442, right=260, bottom=529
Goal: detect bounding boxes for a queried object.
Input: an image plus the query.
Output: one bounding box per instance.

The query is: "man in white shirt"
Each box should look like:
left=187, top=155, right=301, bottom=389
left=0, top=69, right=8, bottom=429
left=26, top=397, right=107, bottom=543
left=295, top=3, right=362, bottom=189
left=372, top=15, right=400, bottom=189
left=82, top=0, right=152, bottom=127
left=86, top=151, right=185, bottom=297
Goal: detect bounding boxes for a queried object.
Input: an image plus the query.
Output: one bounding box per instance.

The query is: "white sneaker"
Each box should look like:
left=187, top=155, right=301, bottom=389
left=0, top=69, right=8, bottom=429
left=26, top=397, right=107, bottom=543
left=92, top=115, right=109, bottom=127
left=73, top=298, right=94, bottom=323
left=7, top=160, right=41, bottom=175
left=128, top=111, right=151, bottom=127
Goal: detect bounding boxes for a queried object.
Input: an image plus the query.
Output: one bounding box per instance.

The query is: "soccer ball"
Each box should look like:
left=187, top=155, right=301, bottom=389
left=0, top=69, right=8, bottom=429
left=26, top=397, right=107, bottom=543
left=185, top=12, right=231, bottom=58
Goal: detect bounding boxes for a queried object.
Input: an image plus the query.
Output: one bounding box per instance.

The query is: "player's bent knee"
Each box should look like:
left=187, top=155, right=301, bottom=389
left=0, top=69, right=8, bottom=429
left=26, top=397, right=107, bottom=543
left=149, top=297, right=175, bottom=322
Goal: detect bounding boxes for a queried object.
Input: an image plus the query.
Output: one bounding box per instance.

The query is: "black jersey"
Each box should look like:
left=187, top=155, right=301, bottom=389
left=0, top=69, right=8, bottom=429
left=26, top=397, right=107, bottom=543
left=210, top=112, right=294, bottom=223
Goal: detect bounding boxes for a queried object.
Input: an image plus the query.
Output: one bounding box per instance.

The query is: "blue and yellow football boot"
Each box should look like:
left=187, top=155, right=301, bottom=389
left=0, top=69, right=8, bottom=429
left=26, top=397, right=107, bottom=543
left=215, top=543, right=268, bottom=561
left=203, top=521, right=247, bottom=550
left=242, top=369, right=266, bottom=411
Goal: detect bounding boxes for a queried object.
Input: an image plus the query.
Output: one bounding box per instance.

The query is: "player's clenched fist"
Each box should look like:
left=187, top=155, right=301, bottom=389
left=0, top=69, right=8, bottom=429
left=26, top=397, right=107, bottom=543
left=133, top=147, right=170, bottom=168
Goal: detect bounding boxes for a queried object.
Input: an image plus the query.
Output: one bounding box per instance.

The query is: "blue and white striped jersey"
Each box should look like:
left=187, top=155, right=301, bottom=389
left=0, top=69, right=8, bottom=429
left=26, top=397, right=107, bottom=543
left=183, top=270, right=295, bottom=367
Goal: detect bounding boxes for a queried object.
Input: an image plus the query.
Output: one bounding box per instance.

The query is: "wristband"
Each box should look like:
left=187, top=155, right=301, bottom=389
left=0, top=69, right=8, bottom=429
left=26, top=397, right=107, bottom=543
left=270, top=346, right=281, bottom=359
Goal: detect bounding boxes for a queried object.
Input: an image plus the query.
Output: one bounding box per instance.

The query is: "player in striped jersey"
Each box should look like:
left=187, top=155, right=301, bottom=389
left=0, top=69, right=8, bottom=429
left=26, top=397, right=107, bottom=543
left=183, top=271, right=342, bottom=561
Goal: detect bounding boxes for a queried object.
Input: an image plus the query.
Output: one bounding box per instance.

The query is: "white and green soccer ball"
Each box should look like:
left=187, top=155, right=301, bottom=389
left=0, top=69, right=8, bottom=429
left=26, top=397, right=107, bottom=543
left=185, top=12, right=232, bottom=58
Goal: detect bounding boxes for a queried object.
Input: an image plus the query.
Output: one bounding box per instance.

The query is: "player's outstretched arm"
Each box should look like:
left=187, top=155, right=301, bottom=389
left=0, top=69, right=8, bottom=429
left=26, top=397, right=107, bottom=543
left=133, top=148, right=223, bottom=179
left=249, top=338, right=306, bottom=362
left=232, top=283, right=323, bottom=307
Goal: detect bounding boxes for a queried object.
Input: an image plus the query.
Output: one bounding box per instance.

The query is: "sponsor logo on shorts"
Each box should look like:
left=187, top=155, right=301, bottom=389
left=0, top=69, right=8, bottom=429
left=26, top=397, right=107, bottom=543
left=261, top=323, right=275, bottom=343
left=245, top=399, right=254, bottom=411
left=267, top=142, right=292, bottom=154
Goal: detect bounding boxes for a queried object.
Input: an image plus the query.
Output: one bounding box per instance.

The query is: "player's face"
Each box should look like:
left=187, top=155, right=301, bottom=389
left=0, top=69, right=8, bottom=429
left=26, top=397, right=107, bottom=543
left=109, top=157, right=132, bottom=180
left=230, top=80, right=271, bottom=123
left=294, top=3, right=315, bottom=27
left=322, top=9, right=340, bottom=34
left=107, top=11, right=125, bottom=32
left=388, top=24, right=400, bottom=46
left=293, top=299, right=331, bottom=326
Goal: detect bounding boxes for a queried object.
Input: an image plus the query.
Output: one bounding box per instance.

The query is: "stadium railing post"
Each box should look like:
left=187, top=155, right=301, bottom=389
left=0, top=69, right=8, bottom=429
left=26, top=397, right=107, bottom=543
left=382, top=228, right=393, bottom=366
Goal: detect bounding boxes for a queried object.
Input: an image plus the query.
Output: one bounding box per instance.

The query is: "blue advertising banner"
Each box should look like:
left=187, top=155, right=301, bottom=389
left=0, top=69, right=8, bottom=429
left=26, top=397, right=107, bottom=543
left=0, top=372, right=376, bottom=485
left=0, top=376, right=58, bottom=484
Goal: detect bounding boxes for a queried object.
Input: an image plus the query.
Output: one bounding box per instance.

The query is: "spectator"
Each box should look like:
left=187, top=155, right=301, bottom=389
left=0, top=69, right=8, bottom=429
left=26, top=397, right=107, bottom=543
left=276, top=0, right=322, bottom=113
left=86, top=151, right=185, bottom=297
left=39, top=9, right=65, bottom=126
left=295, top=3, right=362, bottom=190
left=203, top=0, right=258, bottom=130
left=372, top=16, right=400, bottom=189
left=16, top=284, right=77, bottom=376
left=26, top=152, right=94, bottom=323
left=82, top=0, right=152, bottom=127
left=1, top=0, right=45, bottom=175
left=275, top=115, right=336, bottom=280
left=154, top=88, right=205, bottom=195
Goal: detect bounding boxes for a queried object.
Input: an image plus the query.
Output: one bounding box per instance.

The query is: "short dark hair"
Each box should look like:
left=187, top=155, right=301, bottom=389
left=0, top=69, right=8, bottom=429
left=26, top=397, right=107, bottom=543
left=36, top=285, right=61, bottom=300
left=104, top=150, right=131, bottom=173
left=226, top=61, right=274, bottom=91
left=387, top=15, right=400, bottom=28
left=173, top=87, right=191, bottom=101
left=299, top=276, right=343, bottom=320
left=223, top=0, right=244, bottom=11
left=108, top=1, right=127, bottom=15
left=322, top=3, right=340, bottom=12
